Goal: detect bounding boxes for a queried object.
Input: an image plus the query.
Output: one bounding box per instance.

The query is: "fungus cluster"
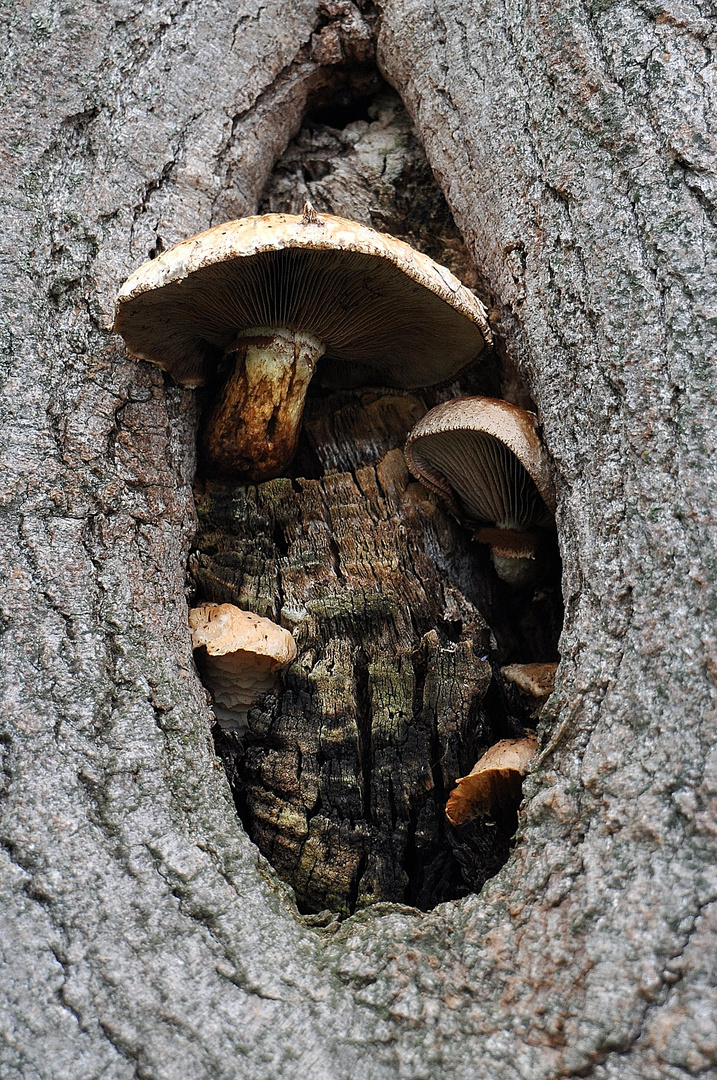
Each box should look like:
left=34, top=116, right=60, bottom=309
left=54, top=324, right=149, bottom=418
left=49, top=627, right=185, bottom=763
left=115, top=205, right=558, bottom=901
left=403, top=399, right=558, bottom=824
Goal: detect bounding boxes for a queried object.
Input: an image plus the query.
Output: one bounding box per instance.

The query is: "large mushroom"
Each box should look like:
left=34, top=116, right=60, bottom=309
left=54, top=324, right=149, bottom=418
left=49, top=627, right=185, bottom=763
left=404, top=396, right=556, bottom=584
left=114, top=206, right=491, bottom=481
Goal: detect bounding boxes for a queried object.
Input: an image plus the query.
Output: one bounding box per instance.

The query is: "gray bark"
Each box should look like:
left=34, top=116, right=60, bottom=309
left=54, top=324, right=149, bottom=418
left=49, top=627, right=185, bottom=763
left=1, top=0, right=715, bottom=1078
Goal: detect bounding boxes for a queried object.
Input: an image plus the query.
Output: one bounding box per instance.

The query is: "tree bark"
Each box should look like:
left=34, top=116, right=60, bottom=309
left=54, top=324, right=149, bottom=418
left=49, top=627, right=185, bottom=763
left=1, top=1, right=715, bottom=1079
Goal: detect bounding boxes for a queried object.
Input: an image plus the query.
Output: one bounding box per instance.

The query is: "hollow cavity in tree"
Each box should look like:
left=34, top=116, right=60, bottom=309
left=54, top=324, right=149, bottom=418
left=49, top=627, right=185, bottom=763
left=190, top=87, right=564, bottom=915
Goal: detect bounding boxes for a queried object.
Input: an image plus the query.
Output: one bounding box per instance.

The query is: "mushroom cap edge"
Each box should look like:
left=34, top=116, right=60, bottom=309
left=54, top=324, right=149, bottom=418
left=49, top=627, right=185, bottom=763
left=116, top=212, right=491, bottom=334
left=405, top=396, right=556, bottom=514
left=188, top=602, right=297, bottom=668
left=113, top=212, right=493, bottom=390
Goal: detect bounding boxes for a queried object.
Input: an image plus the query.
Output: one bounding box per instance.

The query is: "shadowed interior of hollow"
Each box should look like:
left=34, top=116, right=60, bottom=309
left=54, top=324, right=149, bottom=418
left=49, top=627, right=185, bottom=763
left=198, top=84, right=565, bottom=915
left=411, top=430, right=552, bottom=530
left=118, top=246, right=487, bottom=389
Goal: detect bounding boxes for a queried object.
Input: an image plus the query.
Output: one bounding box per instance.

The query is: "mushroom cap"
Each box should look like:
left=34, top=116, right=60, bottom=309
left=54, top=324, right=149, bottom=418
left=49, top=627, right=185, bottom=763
left=501, top=662, right=558, bottom=699
left=445, top=735, right=538, bottom=825
left=114, top=212, right=491, bottom=390
left=405, top=396, right=556, bottom=529
left=189, top=603, right=297, bottom=733
left=189, top=602, right=297, bottom=667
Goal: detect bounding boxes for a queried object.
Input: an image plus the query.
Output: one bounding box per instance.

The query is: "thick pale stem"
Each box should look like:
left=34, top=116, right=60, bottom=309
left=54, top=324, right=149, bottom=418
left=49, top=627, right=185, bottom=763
left=204, top=329, right=326, bottom=481
left=491, top=552, right=538, bottom=586
left=473, top=525, right=540, bottom=586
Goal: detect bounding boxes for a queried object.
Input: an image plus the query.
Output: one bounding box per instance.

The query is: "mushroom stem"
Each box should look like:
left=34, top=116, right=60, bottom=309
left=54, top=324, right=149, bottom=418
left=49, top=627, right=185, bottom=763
left=490, top=552, right=537, bottom=585
left=473, top=524, right=541, bottom=585
left=205, top=328, right=325, bottom=480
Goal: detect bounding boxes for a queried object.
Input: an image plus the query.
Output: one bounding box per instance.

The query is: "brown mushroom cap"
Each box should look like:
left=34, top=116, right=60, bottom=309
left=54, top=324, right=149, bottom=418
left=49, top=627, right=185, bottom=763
left=114, top=211, right=491, bottom=390
left=405, top=397, right=556, bottom=528
left=445, top=735, right=538, bottom=825
left=501, top=662, right=558, bottom=699
left=189, top=602, right=296, bottom=731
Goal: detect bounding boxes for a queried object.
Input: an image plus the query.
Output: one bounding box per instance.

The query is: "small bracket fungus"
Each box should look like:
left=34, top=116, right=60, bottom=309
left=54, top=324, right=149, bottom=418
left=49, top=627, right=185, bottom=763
left=189, top=602, right=296, bottom=733
left=404, top=396, right=556, bottom=584
left=114, top=209, right=492, bottom=482
left=445, top=735, right=538, bottom=826
left=501, top=661, right=558, bottom=700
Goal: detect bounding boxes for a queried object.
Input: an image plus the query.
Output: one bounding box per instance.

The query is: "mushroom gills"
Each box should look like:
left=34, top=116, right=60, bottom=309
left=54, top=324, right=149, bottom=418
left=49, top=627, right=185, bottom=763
left=120, top=244, right=488, bottom=390
left=410, top=429, right=549, bottom=529
left=445, top=735, right=538, bottom=825
left=195, top=247, right=487, bottom=478
left=197, top=650, right=282, bottom=734
left=408, top=427, right=552, bottom=585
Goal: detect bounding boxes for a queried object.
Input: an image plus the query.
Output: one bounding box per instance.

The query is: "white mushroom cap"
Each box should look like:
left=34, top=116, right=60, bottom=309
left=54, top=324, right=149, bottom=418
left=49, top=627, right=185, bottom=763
left=445, top=735, right=538, bottom=825
left=189, top=603, right=296, bottom=733
left=114, top=211, right=491, bottom=390
left=405, top=396, right=556, bottom=527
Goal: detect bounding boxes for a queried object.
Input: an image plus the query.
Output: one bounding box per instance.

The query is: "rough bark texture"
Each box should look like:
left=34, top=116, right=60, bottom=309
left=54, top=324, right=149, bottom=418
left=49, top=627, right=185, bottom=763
left=1, top=1, right=715, bottom=1079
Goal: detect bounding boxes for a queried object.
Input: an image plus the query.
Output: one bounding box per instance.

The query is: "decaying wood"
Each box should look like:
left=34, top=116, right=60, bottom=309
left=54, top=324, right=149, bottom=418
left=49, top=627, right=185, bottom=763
left=193, top=391, right=541, bottom=913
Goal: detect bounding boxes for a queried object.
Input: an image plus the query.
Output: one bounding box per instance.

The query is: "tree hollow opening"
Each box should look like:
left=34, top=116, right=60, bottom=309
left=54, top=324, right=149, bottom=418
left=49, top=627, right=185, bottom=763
left=189, top=76, right=563, bottom=917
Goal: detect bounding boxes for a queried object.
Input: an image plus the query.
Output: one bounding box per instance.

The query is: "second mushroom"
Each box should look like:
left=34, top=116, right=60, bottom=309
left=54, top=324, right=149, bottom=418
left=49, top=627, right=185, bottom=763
left=405, top=396, right=556, bottom=584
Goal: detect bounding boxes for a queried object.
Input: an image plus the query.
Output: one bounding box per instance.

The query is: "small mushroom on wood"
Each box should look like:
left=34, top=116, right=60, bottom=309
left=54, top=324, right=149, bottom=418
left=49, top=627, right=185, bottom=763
left=189, top=602, right=296, bottom=733
left=405, top=397, right=556, bottom=584
left=501, top=661, right=558, bottom=700
left=445, top=735, right=538, bottom=825
left=114, top=208, right=491, bottom=481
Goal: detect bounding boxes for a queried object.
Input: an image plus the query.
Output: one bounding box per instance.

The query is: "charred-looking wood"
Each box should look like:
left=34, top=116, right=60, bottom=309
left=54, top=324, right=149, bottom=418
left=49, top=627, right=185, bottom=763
left=195, top=446, right=489, bottom=912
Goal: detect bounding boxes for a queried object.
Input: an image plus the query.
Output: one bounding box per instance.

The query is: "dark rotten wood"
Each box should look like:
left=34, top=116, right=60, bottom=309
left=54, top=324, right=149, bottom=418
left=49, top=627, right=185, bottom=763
left=193, top=392, right=535, bottom=913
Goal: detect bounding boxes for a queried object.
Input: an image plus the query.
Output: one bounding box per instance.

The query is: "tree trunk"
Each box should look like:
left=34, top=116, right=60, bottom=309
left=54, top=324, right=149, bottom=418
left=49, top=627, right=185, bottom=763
left=1, top=1, right=714, bottom=1078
